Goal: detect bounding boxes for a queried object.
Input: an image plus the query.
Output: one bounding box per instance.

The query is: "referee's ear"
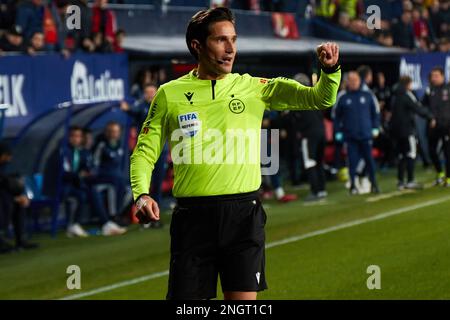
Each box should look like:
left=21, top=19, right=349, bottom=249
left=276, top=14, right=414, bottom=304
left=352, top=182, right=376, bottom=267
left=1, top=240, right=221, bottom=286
left=191, top=39, right=202, bottom=59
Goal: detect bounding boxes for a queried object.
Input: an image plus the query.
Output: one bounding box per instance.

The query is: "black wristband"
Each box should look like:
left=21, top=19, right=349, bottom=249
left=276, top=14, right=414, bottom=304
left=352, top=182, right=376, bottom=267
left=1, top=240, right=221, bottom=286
left=320, top=63, right=341, bottom=74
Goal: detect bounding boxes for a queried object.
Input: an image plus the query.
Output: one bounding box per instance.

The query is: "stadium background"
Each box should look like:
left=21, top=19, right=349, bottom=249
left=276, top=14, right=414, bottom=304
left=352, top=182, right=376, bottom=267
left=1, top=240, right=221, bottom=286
left=1, top=0, right=450, bottom=299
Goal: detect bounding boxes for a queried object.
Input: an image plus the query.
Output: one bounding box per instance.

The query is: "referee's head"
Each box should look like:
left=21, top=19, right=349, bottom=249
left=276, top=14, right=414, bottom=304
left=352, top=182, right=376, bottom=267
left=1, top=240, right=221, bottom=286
left=186, top=7, right=237, bottom=78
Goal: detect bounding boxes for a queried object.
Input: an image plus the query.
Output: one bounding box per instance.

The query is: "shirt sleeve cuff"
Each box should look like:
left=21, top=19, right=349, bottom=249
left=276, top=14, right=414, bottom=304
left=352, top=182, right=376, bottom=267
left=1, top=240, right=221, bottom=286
left=135, top=193, right=151, bottom=204
left=320, top=63, right=341, bottom=74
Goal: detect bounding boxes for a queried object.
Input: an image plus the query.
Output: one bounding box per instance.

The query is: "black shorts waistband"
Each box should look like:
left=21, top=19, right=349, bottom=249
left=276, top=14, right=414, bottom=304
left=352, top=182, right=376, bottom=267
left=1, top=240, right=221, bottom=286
left=176, top=190, right=259, bottom=206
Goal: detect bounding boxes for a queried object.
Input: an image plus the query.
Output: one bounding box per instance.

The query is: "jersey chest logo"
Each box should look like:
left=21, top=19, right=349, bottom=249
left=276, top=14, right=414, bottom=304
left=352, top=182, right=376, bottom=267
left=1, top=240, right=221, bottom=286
left=178, top=112, right=201, bottom=137
left=229, top=98, right=245, bottom=114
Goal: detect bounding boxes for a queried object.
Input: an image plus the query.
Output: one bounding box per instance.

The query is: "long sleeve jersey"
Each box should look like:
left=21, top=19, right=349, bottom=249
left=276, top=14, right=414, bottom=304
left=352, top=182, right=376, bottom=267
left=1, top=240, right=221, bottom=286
left=130, top=68, right=341, bottom=199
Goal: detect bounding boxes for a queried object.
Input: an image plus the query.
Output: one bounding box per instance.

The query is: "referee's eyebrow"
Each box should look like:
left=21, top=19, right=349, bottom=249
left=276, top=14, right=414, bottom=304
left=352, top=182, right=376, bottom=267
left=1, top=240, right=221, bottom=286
left=210, top=34, right=237, bottom=41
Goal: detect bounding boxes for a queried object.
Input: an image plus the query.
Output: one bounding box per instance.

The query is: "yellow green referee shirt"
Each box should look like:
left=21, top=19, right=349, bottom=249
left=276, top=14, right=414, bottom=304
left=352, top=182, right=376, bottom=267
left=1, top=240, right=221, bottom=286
left=130, top=68, right=341, bottom=200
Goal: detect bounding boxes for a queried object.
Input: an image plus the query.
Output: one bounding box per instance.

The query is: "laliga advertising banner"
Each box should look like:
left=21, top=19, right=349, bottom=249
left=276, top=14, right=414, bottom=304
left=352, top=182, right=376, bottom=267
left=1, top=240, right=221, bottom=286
left=0, top=53, right=128, bottom=137
left=399, top=52, right=450, bottom=99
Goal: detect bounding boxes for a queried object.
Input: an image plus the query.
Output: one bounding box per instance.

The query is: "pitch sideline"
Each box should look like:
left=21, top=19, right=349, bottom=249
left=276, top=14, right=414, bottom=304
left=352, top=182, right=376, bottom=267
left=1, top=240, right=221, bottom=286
left=60, top=195, right=450, bottom=300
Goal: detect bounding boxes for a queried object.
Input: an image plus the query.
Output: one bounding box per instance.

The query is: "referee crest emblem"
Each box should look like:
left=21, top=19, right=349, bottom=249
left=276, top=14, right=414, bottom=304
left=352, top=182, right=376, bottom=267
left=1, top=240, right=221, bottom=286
left=229, top=99, right=245, bottom=114
left=178, top=112, right=201, bottom=137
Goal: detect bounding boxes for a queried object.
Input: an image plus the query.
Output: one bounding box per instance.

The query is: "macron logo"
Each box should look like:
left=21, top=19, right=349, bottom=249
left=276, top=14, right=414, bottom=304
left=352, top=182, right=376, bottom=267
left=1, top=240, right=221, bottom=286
left=256, top=272, right=261, bottom=284
left=184, top=92, right=194, bottom=102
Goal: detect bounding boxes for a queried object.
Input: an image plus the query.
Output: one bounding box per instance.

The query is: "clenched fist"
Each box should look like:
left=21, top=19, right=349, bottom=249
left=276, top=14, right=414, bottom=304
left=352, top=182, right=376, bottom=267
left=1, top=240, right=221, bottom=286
left=317, top=42, right=340, bottom=68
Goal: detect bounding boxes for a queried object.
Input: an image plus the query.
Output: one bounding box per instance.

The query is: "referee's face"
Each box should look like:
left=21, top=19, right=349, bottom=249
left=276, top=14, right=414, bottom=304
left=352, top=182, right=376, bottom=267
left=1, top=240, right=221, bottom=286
left=199, top=21, right=237, bottom=78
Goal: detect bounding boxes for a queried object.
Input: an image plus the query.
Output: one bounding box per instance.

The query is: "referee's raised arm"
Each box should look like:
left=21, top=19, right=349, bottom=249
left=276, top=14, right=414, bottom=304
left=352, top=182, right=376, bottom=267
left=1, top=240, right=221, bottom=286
left=261, top=42, right=341, bottom=111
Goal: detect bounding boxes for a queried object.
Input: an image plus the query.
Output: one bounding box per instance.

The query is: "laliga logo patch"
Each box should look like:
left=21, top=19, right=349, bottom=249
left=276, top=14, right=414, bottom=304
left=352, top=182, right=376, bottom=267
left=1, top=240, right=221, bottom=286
left=178, top=112, right=201, bottom=137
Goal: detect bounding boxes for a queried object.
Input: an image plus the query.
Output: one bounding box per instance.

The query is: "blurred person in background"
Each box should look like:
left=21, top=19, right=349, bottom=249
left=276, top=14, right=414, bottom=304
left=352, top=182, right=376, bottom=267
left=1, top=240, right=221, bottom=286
left=260, top=111, right=298, bottom=203
left=0, top=141, right=39, bottom=253
left=70, top=0, right=95, bottom=53
left=0, top=26, right=26, bottom=53
left=121, top=84, right=158, bottom=132
left=390, top=76, right=435, bottom=190
left=423, top=67, right=450, bottom=187
left=392, top=10, right=415, bottom=49
left=292, top=73, right=328, bottom=202
left=83, top=128, right=95, bottom=152
left=131, top=68, right=155, bottom=100
left=331, top=73, right=348, bottom=177
left=91, top=0, right=117, bottom=53
left=373, top=71, right=395, bottom=169
left=15, top=0, right=44, bottom=40
left=314, top=0, right=339, bottom=22
left=333, top=71, right=380, bottom=195
left=63, top=126, right=126, bottom=237
left=0, top=0, right=17, bottom=31
left=355, top=65, right=381, bottom=192
left=91, top=122, right=132, bottom=225
left=26, top=31, right=46, bottom=55
left=113, top=29, right=125, bottom=53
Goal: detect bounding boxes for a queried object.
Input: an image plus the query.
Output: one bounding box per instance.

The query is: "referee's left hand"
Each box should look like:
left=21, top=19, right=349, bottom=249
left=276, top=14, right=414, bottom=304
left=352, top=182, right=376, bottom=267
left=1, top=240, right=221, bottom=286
left=317, top=42, right=339, bottom=68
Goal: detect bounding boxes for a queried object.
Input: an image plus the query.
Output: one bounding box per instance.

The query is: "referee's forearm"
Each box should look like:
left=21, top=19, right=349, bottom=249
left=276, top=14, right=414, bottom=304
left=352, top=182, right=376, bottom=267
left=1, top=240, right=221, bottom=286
left=130, top=154, right=154, bottom=202
left=313, top=69, right=341, bottom=109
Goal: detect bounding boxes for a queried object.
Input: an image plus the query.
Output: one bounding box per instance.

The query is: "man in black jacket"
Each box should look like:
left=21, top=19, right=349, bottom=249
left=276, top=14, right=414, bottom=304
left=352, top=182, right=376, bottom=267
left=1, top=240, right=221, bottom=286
left=390, top=76, right=436, bottom=190
left=291, top=73, right=327, bottom=201
left=0, top=141, right=38, bottom=254
left=422, top=67, right=450, bottom=186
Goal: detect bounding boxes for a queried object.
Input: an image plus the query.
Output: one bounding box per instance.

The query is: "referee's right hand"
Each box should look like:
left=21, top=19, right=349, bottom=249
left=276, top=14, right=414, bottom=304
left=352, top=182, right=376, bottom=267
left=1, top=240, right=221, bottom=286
left=135, top=195, right=160, bottom=223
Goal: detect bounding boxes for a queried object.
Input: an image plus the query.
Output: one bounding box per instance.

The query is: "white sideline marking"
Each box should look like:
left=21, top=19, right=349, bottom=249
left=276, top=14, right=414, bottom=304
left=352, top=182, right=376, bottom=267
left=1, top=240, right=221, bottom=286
left=60, top=195, right=450, bottom=300
left=60, top=270, right=170, bottom=300
left=366, top=189, right=417, bottom=202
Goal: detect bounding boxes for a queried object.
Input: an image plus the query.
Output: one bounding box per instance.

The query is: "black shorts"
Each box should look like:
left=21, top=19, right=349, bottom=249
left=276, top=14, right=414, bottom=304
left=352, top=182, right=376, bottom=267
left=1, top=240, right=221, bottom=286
left=166, top=191, right=268, bottom=300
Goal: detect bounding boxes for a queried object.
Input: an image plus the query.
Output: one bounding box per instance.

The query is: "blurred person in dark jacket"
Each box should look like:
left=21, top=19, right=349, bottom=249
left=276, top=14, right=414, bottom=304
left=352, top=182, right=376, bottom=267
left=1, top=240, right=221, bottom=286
left=422, top=67, right=450, bottom=186
left=121, top=84, right=158, bottom=132
left=62, top=126, right=126, bottom=237
left=373, top=71, right=394, bottom=168
left=91, top=122, right=133, bottom=227
left=333, top=71, right=380, bottom=194
left=0, top=26, right=26, bottom=53
left=390, top=76, right=435, bottom=190
left=0, top=141, right=38, bottom=254
left=392, top=10, right=415, bottom=49
left=70, top=0, right=94, bottom=52
left=0, top=0, right=17, bottom=31
left=15, top=0, right=44, bottom=40
left=26, top=31, right=46, bottom=55
left=292, top=73, right=327, bottom=202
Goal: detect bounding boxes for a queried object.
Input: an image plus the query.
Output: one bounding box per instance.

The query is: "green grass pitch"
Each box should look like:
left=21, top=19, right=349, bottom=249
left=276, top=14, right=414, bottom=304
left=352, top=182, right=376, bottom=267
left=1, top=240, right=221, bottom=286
left=1, top=168, right=450, bottom=300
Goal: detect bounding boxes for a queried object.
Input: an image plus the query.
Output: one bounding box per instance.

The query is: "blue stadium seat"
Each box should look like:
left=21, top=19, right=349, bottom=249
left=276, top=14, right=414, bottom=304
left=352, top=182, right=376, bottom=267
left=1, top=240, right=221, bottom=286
left=25, top=173, right=63, bottom=234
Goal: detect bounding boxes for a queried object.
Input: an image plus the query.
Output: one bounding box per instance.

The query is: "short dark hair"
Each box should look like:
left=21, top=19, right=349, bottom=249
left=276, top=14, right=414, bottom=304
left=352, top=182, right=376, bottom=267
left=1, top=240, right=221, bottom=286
left=186, top=7, right=235, bottom=60
left=430, top=66, right=444, bottom=76
left=106, top=121, right=121, bottom=128
left=399, top=75, right=412, bottom=87
left=357, top=65, right=372, bottom=80
left=69, top=125, right=83, bottom=133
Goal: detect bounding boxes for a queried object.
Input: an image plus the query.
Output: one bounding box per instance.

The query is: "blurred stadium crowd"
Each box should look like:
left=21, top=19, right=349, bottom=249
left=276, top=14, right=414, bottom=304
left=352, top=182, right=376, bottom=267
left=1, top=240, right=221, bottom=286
left=314, top=0, right=450, bottom=52
left=0, top=0, right=125, bottom=56
left=1, top=0, right=449, bottom=55
left=0, top=1, right=449, bottom=254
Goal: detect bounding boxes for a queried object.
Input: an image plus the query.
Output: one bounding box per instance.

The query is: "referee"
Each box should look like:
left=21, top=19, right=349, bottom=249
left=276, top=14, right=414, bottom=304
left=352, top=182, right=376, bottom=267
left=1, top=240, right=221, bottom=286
left=130, top=7, right=341, bottom=300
